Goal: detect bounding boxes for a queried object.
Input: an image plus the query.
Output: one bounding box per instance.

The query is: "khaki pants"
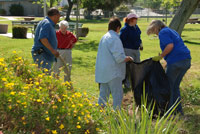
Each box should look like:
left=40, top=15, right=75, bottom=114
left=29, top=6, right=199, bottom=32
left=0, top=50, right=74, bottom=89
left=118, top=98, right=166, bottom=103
left=53, top=49, right=72, bottom=82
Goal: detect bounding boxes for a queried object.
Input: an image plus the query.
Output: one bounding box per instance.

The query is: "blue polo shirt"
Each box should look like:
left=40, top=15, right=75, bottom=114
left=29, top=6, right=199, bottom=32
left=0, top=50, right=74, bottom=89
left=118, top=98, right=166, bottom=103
left=120, top=23, right=142, bottom=50
left=159, top=27, right=191, bottom=65
left=32, top=16, right=57, bottom=62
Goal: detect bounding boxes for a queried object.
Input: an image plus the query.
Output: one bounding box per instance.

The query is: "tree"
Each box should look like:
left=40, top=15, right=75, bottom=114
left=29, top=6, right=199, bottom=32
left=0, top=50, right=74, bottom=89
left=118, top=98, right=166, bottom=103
left=65, top=0, right=75, bottom=21
left=169, top=0, right=200, bottom=35
left=33, top=0, right=61, bottom=8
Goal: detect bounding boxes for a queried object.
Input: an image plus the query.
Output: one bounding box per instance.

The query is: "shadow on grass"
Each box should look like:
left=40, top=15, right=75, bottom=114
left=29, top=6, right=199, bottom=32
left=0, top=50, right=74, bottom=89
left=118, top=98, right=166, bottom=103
left=184, top=40, right=200, bottom=45
left=184, top=114, right=200, bottom=134
left=74, top=40, right=99, bottom=52
left=69, top=19, right=109, bottom=24
left=183, top=28, right=200, bottom=32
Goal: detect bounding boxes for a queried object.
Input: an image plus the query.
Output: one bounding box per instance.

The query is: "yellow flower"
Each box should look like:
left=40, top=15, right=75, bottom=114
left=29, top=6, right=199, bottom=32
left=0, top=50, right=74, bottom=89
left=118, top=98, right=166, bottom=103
left=12, top=51, right=16, bottom=54
left=78, top=116, right=82, bottom=121
left=21, top=117, right=25, bottom=120
left=59, top=124, right=64, bottom=130
left=45, top=117, right=50, bottom=121
left=1, top=78, right=7, bottom=82
left=45, top=111, right=48, bottom=114
left=68, top=132, right=71, bottom=134
left=23, top=122, right=26, bottom=125
left=46, top=129, right=50, bottom=132
left=37, top=99, right=42, bottom=103
left=32, top=132, right=35, bottom=134
left=81, top=112, right=84, bottom=115
left=10, top=91, right=16, bottom=95
left=95, top=103, right=99, bottom=106
left=58, top=98, right=61, bottom=102
left=0, top=58, right=5, bottom=62
left=8, top=105, right=12, bottom=109
left=71, top=104, right=75, bottom=108
left=79, top=104, right=83, bottom=107
left=76, top=125, right=81, bottom=129
left=96, top=128, right=100, bottom=131
left=52, top=105, right=58, bottom=109
left=52, top=130, right=57, bottom=134
left=35, top=82, right=39, bottom=86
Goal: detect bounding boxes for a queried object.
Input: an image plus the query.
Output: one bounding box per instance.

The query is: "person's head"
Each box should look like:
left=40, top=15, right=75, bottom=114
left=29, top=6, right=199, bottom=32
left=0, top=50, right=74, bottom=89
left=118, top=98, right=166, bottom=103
left=124, top=13, right=139, bottom=26
left=47, top=7, right=61, bottom=24
left=147, top=20, right=166, bottom=35
left=59, top=20, right=69, bottom=34
left=108, top=17, right=121, bottom=33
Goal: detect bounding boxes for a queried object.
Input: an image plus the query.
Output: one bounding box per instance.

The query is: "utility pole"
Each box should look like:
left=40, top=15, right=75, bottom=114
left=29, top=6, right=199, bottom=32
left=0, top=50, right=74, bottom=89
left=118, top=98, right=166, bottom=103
left=76, top=0, right=79, bottom=40
left=44, top=0, right=47, bottom=17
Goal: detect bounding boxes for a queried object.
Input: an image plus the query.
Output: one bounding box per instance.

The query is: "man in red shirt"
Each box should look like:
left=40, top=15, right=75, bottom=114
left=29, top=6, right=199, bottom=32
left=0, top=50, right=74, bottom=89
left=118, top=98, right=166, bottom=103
left=53, top=20, right=77, bottom=82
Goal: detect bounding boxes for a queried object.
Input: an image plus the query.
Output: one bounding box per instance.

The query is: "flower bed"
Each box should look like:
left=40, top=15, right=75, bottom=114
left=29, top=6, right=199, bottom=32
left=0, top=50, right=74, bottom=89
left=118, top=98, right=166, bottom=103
left=0, top=52, right=103, bottom=134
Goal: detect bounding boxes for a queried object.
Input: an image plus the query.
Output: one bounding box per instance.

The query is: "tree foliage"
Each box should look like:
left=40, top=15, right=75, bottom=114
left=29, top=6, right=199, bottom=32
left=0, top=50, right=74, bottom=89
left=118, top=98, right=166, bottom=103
left=33, top=0, right=61, bottom=8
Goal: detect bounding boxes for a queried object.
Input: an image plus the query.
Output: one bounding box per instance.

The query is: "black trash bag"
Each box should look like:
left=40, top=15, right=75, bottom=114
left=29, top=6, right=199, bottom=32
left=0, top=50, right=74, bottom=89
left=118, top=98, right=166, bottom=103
left=128, top=58, right=170, bottom=115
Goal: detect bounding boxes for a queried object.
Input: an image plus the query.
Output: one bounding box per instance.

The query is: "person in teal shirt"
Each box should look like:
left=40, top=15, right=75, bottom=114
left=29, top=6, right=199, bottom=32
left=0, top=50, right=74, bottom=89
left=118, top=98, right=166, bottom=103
left=147, top=20, right=191, bottom=116
left=95, top=17, right=133, bottom=110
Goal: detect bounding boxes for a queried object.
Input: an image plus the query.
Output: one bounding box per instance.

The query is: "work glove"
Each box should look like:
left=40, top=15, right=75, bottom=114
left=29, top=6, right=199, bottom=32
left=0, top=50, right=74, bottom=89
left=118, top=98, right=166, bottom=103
left=152, top=55, right=162, bottom=61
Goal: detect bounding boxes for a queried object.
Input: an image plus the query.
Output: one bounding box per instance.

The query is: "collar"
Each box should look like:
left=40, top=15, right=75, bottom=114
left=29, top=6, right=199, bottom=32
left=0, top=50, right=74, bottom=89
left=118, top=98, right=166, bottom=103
left=46, top=16, right=56, bottom=27
left=109, top=30, right=119, bottom=36
left=125, top=23, right=137, bottom=28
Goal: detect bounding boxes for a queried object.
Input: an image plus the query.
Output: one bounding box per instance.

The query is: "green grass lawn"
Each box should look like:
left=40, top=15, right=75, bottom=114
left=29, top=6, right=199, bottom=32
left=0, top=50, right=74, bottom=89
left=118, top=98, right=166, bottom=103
left=0, top=17, right=200, bottom=134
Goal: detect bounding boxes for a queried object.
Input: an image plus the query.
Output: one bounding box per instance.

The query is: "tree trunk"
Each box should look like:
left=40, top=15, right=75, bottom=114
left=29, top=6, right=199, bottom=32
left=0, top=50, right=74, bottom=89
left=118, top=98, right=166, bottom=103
left=169, top=0, right=200, bottom=35
left=65, top=0, right=73, bottom=21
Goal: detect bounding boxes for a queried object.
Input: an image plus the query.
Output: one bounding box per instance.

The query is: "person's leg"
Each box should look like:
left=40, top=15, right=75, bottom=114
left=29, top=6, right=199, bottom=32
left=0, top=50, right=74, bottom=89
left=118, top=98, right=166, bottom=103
left=124, top=49, right=136, bottom=89
left=63, top=49, right=72, bottom=82
left=166, top=59, right=191, bottom=115
left=98, top=83, right=110, bottom=107
left=133, top=50, right=140, bottom=63
left=108, top=77, right=123, bottom=110
left=52, top=50, right=63, bottom=79
left=32, top=52, right=52, bottom=71
left=171, top=59, right=191, bottom=114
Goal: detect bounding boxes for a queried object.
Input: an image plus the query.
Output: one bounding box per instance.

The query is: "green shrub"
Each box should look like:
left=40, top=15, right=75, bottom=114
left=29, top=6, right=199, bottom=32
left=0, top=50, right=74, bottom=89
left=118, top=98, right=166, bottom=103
left=9, top=4, right=24, bottom=16
left=12, top=27, right=28, bottom=39
left=0, top=9, right=6, bottom=15
left=0, top=52, right=103, bottom=134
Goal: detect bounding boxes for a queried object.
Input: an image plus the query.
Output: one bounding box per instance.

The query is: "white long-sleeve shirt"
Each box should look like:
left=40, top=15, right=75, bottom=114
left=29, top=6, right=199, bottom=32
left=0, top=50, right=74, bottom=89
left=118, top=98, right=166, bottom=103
left=95, top=30, right=126, bottom=83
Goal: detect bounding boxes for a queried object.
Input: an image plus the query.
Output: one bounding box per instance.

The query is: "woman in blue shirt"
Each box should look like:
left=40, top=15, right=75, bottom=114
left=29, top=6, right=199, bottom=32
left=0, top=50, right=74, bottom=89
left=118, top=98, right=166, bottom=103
left=147, top=20, right=191, bottom=116
left=120, top=13, right=143, bottom=89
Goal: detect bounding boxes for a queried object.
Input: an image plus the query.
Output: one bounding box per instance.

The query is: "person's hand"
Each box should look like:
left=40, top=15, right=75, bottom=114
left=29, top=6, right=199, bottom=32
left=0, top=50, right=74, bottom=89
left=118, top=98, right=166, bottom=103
left=125, top=56, right=134, bottom=62
left=152, top=55, right=162, bottom=61
left=52, top=49, right=59, bottom=58
left=140, top=46, right=143, bottom=51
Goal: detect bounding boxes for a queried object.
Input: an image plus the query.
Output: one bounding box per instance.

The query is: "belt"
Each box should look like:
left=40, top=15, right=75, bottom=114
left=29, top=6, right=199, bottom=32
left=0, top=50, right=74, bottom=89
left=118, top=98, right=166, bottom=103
left=33, top=48, right=44, bottom=55
left=58, top=48, right=71, bottom=50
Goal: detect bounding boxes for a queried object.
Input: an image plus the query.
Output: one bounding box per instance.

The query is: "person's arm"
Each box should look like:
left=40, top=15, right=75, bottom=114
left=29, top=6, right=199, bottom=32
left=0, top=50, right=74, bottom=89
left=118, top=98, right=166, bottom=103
left=40, top=38, right=59, bottom=57
left=160, top=43, right=174, bottom=58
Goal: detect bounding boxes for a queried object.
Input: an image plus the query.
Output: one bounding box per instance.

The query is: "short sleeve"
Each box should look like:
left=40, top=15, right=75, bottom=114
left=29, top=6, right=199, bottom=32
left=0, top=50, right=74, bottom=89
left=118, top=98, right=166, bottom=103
left=38, top=23, right=51, bottom=40
left=159, top=31, right=173, bottom=49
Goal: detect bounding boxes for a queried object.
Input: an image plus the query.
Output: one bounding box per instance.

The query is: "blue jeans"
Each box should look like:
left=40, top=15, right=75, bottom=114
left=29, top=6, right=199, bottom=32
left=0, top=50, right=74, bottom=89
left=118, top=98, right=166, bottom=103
left=98, top=77, right=123, bottom=110
left=31, top=51, right=52, bottom=71
left=166, top=59, right=191, bottom=115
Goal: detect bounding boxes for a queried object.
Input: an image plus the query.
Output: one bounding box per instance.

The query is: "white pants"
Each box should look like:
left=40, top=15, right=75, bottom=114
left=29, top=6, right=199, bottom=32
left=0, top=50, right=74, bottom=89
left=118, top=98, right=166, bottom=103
left=53, top=49, right=72, bottom=82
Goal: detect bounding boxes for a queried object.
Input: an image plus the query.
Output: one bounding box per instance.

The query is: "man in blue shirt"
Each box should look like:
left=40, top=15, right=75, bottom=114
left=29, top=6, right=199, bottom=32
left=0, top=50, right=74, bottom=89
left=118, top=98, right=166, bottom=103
left=32, top=7, right=60, bottom=71
left=95, top=17, right=133, bottom=110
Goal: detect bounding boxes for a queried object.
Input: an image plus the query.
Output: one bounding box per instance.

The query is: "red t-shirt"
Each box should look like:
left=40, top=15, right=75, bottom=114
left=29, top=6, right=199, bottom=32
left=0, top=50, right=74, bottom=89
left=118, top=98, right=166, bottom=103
left=56, top=30, right=77, bottom=49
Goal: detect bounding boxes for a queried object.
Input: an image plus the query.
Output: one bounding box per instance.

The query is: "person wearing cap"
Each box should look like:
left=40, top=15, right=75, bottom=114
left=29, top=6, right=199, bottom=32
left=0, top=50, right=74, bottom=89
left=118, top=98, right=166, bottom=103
left=120, top=13, right=143, bottom=89
left=95, top=17, right=133, bottom=110
left=147, top=20, right=191, bottom=116
left=32, top=7, right=60, bottom=71
left=53, top=20, right=77, bottom=82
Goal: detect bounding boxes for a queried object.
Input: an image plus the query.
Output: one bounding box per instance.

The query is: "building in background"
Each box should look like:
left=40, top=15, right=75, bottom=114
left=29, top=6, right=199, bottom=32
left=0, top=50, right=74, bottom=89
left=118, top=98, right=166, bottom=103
left=0, top=0, right=43, bottom=16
